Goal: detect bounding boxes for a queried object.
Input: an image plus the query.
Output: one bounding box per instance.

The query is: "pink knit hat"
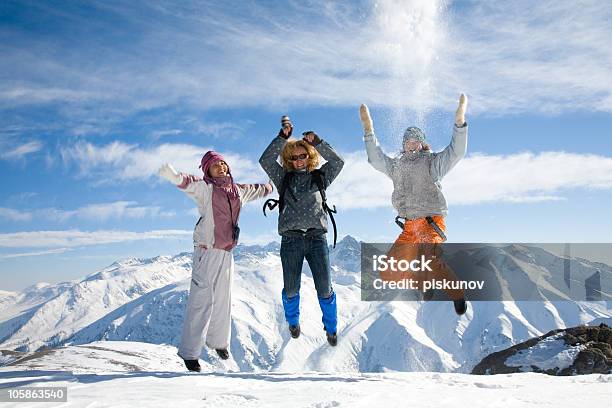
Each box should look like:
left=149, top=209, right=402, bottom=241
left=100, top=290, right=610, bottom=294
left=199, top=151, right=227, bottom=178
left=199, top=151, right=238, bottom=197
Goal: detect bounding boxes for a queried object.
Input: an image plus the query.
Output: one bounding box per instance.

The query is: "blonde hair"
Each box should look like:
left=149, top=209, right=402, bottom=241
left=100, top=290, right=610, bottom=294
left=281, top=140, right=320, bottom=172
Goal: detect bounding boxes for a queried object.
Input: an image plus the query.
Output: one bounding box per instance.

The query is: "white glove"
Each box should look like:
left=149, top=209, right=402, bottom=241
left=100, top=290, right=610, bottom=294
left=455, top=93, right=468, bottom=126
left=359, top=104, right=374, bottom=133
left=158, top=163, right=183, bottom=185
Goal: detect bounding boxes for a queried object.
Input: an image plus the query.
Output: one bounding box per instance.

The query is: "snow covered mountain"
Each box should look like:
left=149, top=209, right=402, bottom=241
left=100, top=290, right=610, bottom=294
left=0, top=237, right=610, bottom=373
left=0, top=254, right=192, bottom=351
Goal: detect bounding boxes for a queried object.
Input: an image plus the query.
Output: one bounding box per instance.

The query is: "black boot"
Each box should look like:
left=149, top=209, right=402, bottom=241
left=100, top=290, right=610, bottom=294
left=215, top=349, right=230, bottom=360
left=423, top=288, right=435, bottom=301
left=183, top=359, right=201, bottom=372
left=453, top=299, right=467, bottom=315
left=326, top=332, right=338, bottom=347
left=289, top=324, right=301, bottom=339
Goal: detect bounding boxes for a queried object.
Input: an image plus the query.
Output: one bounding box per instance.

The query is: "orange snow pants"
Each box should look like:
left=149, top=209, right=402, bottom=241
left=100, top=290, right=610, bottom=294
left=382, top=216, right=464, bottom=301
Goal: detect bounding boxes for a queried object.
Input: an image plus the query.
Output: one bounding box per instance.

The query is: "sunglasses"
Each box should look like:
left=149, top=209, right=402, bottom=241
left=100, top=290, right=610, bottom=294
left=289, top=153, right=308, bottom=161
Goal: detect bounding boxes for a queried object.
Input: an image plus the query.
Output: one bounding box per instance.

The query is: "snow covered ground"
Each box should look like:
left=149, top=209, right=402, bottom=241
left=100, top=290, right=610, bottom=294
left=1, top=341, right=610, bottom=408
left=0, top=342, right=612, bottom=408
left=1, top=369, right=610, bottom=407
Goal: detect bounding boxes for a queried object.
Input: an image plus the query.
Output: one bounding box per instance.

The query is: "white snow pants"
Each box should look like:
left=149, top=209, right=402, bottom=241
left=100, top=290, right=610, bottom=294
left=178, top=246, right=234, bottom=359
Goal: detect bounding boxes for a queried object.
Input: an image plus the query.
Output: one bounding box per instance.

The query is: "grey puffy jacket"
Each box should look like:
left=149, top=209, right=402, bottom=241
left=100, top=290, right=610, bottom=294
left=364, top=124, right=467, bottom=219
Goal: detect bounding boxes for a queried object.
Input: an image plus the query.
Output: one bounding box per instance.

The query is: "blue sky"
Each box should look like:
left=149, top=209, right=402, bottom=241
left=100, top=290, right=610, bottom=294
left=2, top=0, right=612, bottom=291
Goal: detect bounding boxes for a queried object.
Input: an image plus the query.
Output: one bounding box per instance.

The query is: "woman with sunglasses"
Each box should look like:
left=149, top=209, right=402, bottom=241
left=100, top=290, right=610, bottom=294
left=259, top=116, right=344, bottom=346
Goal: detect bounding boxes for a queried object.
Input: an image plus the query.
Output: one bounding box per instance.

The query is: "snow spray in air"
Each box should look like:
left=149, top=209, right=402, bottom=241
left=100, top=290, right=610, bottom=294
left=368, top=0, right=450, bottom=147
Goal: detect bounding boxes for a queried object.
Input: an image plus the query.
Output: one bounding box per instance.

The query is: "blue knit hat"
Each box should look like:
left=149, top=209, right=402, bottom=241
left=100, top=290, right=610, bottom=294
left=403, top=127, right=426, bottom=143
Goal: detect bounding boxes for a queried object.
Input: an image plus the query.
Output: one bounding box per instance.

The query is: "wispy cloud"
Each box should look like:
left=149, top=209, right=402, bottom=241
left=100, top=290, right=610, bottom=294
left=0, top=201, right=175, bottom=222
left=239, top=230, right=281, bottom=246
left=328, top=150, right=612, bottom=209
left=0, top=229, right=191, bottom=248
left=449, top=1, right=612, bottom=115
left=444, top=151, right=612, bottom=205
left=0, top=141, right=43, bottom=160
left=0, top=208, right=33, bottom=222
left=2, top=0, right=610, bottom=125
left=57, top=138, right=612, bottom=208
left=190, top=121, right=249, bottom=140
left=0, top=247, right=72, bottom=259
left=60, top=141, right=266, bottom=183
left=149, top=119, right=250, bottom=141
left=150, top=129, right=183, bottom=139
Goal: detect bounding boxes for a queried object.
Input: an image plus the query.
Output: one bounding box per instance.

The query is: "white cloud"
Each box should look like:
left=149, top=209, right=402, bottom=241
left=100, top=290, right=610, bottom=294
left=60, top=141, right=267, bottom=183
left=0, top=141, right=43, bottom=160
left=239, top=230, right=281, bottom=246
left=0, top=248, right=72, bottom=259
left=58, top=142, right=612, bottom=209
left=445, top=151, right=612, bottom=205
left=0, top=208, right=33, bottom=222
left=327, top=151, right=393, bottom=210
left=150, top=129, right=183, bottom=139
left=0, top=202, right=175, bottom=222
left=2, top=0, right=610, bottom=120
left=327, top=150, right=612, bottom=209
left=73, top=201, right=175, bottom=220
left=0, top=229, right=192, bottom=248
left=192, top=121, right=247, bottom=139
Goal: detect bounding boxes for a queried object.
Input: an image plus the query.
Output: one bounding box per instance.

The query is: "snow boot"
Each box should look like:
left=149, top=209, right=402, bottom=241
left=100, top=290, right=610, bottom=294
left=318, top=292, right=337, bottom=336
left=215, top=349, right=230, bottom=360
left=282, top=290, right=300, bottom=327
left=183, top=359, right=201, bottom=372
left=289, top=324, right=301, bottom=339
left=453, top=298, right=467, bottom=315
left=423, top=288, right=435, bottom=301
left=326, top=331, right=338, bottom=347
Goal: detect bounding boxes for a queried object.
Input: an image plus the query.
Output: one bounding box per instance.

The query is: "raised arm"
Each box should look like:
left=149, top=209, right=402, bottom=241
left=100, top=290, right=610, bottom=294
left=360, top=104, right=393, bottom=177
left=158, top=163, right=210, bottom=203
left=259, top=120, right=292, bottom=190
left=303, top=131, right=344, bottom=186
left=430, top=94, right=469, bottom=181
left=237, top=182, right=274, bottom=204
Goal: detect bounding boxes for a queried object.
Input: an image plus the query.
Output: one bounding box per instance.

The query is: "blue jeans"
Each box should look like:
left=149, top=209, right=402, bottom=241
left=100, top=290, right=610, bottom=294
left=280, top=232, right=337, bottom=334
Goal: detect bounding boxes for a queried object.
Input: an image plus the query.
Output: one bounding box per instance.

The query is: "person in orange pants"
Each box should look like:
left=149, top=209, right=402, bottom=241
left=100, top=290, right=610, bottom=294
left=385, top=216, right=465, bottom=305
left=360, top=95, right=469, bottom=315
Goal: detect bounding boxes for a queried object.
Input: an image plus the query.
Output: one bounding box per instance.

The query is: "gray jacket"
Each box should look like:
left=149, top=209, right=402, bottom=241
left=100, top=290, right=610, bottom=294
left=259, top=136, right=344, bottom=236
left=364, top=124, right=468, bottom=219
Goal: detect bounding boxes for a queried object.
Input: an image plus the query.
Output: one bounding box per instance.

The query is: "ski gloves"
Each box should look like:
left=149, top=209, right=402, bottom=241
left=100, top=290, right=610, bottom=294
left=359, top=104, right=373, bottom=133
left=277, top=116, right=322, bottom=147
left=278, top=116, right=293, bottom=139
left=455, top=94, right=468, bottom=127
left=302, top=131, right=321, bottom=146
left=158, top=163, right=183, bottom=185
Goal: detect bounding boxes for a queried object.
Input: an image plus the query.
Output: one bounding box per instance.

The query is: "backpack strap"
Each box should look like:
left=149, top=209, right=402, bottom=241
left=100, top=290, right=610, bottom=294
left=263, top=172, right=297, bottom=216
left=425, top=216, right=447, bottom=242
left=310, top=170, right=338, bottom=248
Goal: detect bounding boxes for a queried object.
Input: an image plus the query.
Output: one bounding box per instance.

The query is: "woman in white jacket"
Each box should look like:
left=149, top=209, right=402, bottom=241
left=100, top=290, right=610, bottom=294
left=159, top=151, right=272, bottom=372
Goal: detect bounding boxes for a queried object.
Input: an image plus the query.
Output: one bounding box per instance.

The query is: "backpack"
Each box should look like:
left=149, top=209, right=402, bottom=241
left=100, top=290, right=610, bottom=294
left=263, top=169, right=338, bottom=248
